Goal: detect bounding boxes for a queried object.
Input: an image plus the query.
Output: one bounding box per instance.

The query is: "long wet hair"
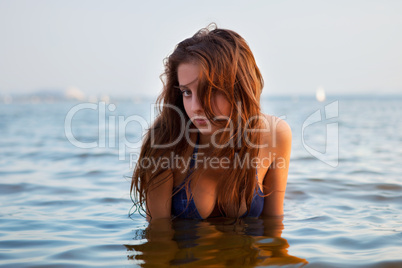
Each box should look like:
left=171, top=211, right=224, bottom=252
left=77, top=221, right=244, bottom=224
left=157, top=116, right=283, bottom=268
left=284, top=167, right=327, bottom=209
left=131, top=23, right=264, bottom=219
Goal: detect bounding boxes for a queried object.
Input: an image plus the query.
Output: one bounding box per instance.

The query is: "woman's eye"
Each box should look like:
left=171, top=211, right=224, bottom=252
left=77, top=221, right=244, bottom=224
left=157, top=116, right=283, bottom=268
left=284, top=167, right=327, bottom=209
left=180, top=90, right=191, bottom=97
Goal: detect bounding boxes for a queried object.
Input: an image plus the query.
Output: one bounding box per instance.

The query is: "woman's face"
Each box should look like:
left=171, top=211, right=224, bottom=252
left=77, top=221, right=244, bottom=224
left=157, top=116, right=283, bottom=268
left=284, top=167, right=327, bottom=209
left=177, top=62, right=231, bottom=136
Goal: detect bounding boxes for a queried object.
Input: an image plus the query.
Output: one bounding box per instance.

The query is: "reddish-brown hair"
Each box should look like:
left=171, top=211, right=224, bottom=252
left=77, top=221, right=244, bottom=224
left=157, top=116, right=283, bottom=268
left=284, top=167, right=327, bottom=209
left=131, top=23, right=264, bottom=218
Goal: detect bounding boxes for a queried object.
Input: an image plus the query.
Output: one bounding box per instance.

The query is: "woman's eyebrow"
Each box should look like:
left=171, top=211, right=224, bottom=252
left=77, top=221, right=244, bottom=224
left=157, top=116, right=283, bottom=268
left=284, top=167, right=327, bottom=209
left=174, top=85, right=188, bottom=90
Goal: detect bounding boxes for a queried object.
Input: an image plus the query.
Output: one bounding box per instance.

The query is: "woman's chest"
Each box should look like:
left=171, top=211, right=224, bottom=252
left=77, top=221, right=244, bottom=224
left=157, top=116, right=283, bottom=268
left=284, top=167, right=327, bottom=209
left=172, top=145, right=273, bottom=188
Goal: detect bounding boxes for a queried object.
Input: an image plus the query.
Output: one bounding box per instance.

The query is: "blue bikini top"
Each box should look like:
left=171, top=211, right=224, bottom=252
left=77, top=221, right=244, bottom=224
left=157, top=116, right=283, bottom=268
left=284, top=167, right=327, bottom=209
left=171, top=133, right=264, bottom=219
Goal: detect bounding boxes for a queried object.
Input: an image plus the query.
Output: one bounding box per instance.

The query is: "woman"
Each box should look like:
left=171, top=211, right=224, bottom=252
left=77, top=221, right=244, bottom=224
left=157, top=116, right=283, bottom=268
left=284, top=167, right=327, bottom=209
left=131, top=24, right=291, bottom=221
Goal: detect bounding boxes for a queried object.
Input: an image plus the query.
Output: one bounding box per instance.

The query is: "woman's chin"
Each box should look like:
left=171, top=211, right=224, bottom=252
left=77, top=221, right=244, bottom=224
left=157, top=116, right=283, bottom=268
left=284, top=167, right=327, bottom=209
left=191, top=121, right=222, bottom=136
left=196, top=127, right=213, bottom=135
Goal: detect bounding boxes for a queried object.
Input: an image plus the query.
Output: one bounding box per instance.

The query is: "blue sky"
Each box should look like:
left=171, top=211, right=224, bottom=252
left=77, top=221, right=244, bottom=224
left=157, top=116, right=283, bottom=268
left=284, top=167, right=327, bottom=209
left=0, top=0, right=401, bottom=97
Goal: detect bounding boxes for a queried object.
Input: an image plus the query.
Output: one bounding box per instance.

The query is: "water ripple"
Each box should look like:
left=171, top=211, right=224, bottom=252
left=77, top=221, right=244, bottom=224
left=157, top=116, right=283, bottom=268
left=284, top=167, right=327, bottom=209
left=1, top=98, right=402, bottom=267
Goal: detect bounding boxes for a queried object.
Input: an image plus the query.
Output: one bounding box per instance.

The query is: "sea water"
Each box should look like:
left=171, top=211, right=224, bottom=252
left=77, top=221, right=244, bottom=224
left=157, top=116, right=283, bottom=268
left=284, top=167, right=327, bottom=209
left=1, top=95, right=401, bottom=267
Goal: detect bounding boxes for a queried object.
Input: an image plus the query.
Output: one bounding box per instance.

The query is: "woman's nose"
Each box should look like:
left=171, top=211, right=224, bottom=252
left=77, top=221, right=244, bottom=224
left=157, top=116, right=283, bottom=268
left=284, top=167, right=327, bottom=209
left=191, top=95, right=203, bottom=113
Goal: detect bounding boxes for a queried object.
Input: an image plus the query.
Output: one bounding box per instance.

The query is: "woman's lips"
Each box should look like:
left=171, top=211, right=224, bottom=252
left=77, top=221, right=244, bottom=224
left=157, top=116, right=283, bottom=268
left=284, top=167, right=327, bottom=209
left=194, top=118, right=208, bottom=126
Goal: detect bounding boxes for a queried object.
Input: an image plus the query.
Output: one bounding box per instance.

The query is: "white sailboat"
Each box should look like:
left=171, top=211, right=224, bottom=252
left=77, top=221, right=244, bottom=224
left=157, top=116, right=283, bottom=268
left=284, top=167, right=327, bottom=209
left=316, top=86, right=326, bottom=102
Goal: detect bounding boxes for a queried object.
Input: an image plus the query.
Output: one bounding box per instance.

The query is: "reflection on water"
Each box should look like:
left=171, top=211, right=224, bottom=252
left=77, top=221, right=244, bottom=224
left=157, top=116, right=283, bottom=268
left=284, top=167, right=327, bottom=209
left=125, top=217, right=307, bottom=267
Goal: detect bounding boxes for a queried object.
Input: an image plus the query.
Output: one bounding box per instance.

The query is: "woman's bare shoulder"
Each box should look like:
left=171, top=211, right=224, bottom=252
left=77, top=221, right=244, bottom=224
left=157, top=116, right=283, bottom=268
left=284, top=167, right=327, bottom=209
left=260, top=114, right=291, bottom=138
left=257, top=114, right=291, bottom=155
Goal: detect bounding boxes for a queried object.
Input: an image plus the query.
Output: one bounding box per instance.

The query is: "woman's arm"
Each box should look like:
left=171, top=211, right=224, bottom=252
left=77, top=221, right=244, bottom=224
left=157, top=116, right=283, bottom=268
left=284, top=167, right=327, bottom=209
left=145, top=169, right=174, bottom=221
left=261, top=119, right=292, bottom=216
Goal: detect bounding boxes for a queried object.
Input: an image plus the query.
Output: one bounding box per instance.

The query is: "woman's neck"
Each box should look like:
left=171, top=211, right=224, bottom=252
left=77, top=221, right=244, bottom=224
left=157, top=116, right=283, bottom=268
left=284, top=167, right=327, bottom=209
left=199, top=133, right=212, bottom=146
